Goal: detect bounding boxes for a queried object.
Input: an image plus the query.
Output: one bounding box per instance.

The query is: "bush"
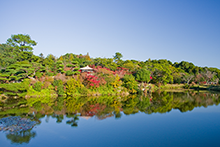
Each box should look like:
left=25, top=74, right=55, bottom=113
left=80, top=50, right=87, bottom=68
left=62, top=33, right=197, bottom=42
left=105, top=75, right=115, bottom=86
left=111, top=74, right=122, bottom=88
left=54, top=73, right=66, bottom=83
left=134, top=68, right=151, bottom=83
left=33, top=81, right=43, bottom=92
left=57, top=85, right=64, bottom=95
left=122, top=74, right=138, bottom=94
left=66, top=78, right=84, bottom=96
left=78, top=87, right=89, bottom=95
left=84, top=75, right=100, bottom=89
left=66, top=64, right=74, bottom=67
left=66, top=70, right=74, bottom=76
left=35, top=72, right=43, bottom=78
left=47, top=72, right=54, bottom=76
left=53, top=79, right=64, bottom=95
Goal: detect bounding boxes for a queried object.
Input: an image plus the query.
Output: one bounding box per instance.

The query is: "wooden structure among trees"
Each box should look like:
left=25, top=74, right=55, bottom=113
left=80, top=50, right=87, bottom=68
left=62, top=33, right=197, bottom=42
left=80, top=65, right=94, bottom=73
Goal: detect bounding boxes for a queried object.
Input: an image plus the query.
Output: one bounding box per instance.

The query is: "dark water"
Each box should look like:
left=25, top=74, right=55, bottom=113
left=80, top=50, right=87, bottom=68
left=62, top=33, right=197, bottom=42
left=1, top=91, right=220, bottom=147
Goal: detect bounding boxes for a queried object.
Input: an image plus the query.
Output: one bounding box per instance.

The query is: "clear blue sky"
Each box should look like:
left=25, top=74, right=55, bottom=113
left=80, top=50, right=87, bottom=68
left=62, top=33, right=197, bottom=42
left=0, top=0, right=219, bottom=68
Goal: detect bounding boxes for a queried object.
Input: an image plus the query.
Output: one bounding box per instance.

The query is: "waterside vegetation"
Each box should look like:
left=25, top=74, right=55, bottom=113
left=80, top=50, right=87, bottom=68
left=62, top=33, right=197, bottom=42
left=0, top=34, right=220, bottom=100
left=1, top=91, right=220, bottom=144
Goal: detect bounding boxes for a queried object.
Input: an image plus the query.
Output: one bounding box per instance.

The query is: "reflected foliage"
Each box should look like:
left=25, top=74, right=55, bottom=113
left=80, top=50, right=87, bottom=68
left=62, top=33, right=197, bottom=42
left=6, top=130, right=36, bottom=144
left=2, top=92, right=220, bottom=122
left=66, top=114, right=79, bottom=127
left=1, top=92, right=220, bottom=144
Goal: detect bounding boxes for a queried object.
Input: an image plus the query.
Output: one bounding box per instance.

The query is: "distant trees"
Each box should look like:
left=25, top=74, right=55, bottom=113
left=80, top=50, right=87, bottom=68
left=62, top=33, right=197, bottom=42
left=1, top=34, right=220, bottom=97
left=182, top=74, right=194, bottom=84
left=147, top=62, right=173, bottom=85
left=201, top=69, right=216, bottom=83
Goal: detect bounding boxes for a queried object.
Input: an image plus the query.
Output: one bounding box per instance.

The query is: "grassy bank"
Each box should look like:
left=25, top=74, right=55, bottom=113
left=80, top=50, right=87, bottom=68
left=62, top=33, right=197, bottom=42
left=148, top=84, right=186, bottom=92
left=149, top=84, right=220, bottom=93
left=191, top=85, right=220, bottom=92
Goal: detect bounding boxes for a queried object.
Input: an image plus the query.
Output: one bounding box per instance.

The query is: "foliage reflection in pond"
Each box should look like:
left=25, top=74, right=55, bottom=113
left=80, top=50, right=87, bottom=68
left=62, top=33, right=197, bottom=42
left=0, top=91, right=220, bottom=144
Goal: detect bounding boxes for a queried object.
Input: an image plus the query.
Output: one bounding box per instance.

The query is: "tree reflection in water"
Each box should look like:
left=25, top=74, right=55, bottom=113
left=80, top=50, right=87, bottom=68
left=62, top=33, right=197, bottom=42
left=6, top=130, right=36, bottom=144
left=1, top=91, right=220, bottom=144
left=66, top=113, right=79, bottom=127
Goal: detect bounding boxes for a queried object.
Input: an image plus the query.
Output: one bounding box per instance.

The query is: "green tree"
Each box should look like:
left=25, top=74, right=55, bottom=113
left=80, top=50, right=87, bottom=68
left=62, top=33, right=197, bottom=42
left=6, top=34, right=37, bottom=62
left=134, top=68, right=151, bottom=83
left=113, top=52, right=123, bottom=63
left=56, top=61, right=65, bottom=73
left=6, top=34, right=37, bottom=52
left=122, top=74, right=138, bottom=94
left=0, top=44, right=17, bottom=67
left=53, top=79, right=64, bottom=95
left=182, top=73, right=194, bottom=84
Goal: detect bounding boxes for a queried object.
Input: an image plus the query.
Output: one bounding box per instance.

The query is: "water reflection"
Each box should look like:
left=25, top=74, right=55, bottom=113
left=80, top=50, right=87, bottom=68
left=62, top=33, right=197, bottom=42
left=0, top=91, right=220, bottom=144
left=6, top=130, right=36, bottom=144
left=66, top=114, right=79, bottom=127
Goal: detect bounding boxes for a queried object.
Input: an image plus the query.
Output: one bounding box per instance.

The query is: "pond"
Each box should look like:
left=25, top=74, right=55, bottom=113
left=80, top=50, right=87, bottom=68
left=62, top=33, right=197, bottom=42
left=1, top=91, right=220, bottom=147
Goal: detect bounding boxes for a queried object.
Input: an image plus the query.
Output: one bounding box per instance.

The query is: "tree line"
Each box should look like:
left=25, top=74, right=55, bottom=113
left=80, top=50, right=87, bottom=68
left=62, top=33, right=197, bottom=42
left=0, top=34, right=219, bottom=96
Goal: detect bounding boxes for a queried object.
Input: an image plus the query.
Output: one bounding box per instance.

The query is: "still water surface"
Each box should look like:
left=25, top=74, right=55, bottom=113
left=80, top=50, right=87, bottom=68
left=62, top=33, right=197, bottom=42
left=1, top=91, right=220, bottom=147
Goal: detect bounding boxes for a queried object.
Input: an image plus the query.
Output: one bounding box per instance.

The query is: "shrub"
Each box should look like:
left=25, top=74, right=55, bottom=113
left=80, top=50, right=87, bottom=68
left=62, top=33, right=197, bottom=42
left=122, top=74, right=138, bottom=94
left=84, top=75, right=100, bottom=89
left=53, top=79, right=63, bottom=87
left=111, top=74, right=122, bottom=88
left=54, top=73, right=66, bottom=83
left=57, top=85, right=64, bottom=95
left=78, top=87, right=89, bottom=95
left=35, top=72, right=43, bottom=78
left=33, top=81, right=43, bottom=92
left=66, top=70, right=74, bottom=76
left=53, top=79, right=64, bottom=95
left=66, top=78, right=84, bottom=96
left=104, top=75, right=115, bottom=86
left=66, top=64, right=74, bottom=67
left=43, top=81, right=51, bottom=89
left=134, top=68, right=151, bottom=83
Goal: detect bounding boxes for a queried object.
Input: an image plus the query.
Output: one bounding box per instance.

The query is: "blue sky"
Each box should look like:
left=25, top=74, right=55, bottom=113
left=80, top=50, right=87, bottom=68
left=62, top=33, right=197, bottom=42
left=0, top=0, right=220, bottom=68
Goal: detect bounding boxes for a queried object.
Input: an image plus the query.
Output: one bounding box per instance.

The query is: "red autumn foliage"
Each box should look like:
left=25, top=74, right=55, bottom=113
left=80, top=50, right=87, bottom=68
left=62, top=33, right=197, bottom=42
left=84, top=104, right=107, bottom=118
left=85, top=104, right=100, bottom=116
left=115, top=67, right=131, bottom=78
left=85, top=74, right=100, bottom=88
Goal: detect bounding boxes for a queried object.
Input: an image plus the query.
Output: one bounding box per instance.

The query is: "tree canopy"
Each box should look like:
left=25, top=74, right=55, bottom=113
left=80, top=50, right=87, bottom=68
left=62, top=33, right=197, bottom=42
left=6, top=34, right=37, bottom=52
left=1, top=34, right=220, bottom=97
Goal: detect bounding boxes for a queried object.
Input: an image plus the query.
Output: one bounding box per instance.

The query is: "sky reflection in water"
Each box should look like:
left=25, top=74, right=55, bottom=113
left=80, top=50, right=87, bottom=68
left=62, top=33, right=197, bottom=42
left=1, top=92, right=220, bottom=147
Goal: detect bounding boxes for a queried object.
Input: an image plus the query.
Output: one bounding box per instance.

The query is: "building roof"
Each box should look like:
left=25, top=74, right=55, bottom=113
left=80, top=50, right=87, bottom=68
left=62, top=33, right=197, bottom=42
left=80, top=65, right=93, bottom=70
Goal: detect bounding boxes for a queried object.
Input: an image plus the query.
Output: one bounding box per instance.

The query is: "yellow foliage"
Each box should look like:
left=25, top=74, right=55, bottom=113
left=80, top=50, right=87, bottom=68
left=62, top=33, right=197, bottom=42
left=59, top=56, right=64, bottom=61
left=129, top=88, right=137, bottom=94
left=69, top=54, right=74, bottom=61
left=110, top=100, right=121, bottom=113
left=111, top=74, right=122, bottom=88
left=66, top=78, right=84, bottom=96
